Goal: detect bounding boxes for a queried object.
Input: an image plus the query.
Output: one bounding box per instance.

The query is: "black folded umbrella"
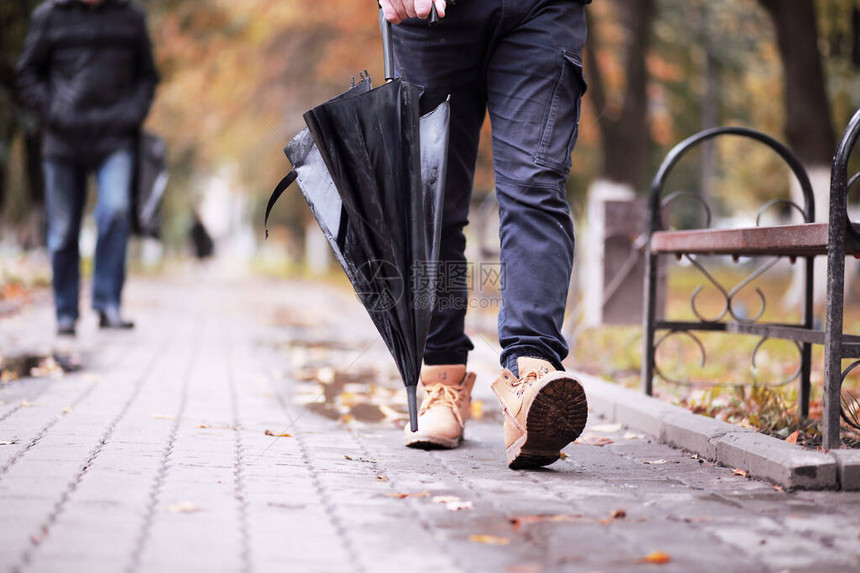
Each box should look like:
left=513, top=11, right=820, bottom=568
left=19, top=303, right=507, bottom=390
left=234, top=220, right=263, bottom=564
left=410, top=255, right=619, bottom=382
left=132, top=131, right=168, bottom=238
left=266, top=15, right=449, bottom=431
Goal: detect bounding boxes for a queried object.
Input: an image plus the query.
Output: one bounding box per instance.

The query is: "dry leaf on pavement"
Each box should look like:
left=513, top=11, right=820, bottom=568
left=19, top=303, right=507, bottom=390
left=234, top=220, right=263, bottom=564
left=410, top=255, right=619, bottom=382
left=598, top=509, right=628, bottom=524
left=168, top=501, right=202, bottom=513
left=432, top=496, right=473, bottom=511
left=575, top=433, right=613, bottom=447
left=470, top=400, right=484, bottom=420
left=785, top=430, right=800, bottom=444
left=387, top=492, right=430, bottom=499
left=589, top=423, right=622, bottom=433
left=511, top=515, right=586, bottom=530
left=640, top=551, right=671, bottom=564
left=264, top=430, right=292, bottom=437
left=732, top=468, right=748, bottom=477
left=469, top=534, right=510, bottom=546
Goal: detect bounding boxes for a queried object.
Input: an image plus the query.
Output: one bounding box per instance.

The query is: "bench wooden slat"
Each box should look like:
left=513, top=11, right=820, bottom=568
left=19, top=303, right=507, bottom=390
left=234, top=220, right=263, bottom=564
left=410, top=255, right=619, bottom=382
left=651, top=223, right=860, bottom=256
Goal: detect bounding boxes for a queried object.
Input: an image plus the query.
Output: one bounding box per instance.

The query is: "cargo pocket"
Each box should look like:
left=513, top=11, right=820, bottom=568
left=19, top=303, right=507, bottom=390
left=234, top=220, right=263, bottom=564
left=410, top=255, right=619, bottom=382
left=534, top=49, right=587, bottom=175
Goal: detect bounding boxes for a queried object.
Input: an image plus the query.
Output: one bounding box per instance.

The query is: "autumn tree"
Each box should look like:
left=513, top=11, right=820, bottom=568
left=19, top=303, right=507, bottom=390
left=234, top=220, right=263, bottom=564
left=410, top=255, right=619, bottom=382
left=585, top=0, right=656, bottom=191
left=0, top=0, right=45, bottom=243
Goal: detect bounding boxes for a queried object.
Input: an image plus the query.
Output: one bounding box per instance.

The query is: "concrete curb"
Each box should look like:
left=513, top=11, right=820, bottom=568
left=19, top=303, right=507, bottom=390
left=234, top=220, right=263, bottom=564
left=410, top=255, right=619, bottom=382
left=578, top=372, right=859, bottom=491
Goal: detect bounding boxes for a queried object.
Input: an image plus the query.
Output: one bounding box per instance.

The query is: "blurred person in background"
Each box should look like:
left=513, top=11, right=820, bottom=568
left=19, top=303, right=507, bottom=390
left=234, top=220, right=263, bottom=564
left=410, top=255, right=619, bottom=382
left=381, top=0, right=590, bottom=469
left=16, top=0, right=159, bottom=336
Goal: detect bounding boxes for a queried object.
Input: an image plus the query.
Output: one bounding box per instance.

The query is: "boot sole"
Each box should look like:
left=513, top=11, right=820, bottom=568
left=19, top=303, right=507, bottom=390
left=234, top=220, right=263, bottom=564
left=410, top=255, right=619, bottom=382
left=507, top=374, right=588, bottom=469
left=404, top=431, right=462, bottom=450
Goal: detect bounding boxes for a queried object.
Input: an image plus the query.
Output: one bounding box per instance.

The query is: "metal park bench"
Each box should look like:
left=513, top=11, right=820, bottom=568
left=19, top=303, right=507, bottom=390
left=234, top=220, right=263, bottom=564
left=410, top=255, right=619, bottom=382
left=642, top=109, right=860, bottom=450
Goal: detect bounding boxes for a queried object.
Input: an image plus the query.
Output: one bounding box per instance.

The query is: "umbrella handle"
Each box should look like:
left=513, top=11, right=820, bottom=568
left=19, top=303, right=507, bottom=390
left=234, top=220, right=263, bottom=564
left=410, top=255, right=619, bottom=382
left=428, top=4, right=440, bottom=26
left=380, top=10, right=395, bottom=82
left=380, top=4, right=443, bottom=82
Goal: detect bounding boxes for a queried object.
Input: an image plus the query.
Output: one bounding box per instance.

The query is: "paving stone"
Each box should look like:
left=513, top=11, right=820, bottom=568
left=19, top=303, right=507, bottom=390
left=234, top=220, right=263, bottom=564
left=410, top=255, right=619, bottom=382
left=1, top=276, right=859, bottom=573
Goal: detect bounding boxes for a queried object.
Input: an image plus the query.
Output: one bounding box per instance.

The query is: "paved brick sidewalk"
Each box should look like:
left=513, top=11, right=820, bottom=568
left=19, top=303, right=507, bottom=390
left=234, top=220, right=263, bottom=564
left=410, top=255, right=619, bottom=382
left=1, top=274, right=859, bottom=573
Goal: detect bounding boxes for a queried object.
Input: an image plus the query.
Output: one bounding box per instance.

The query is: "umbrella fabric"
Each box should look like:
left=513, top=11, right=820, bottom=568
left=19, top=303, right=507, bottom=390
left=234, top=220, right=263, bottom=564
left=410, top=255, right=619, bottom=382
left=266, top=75, right=449, bottom=430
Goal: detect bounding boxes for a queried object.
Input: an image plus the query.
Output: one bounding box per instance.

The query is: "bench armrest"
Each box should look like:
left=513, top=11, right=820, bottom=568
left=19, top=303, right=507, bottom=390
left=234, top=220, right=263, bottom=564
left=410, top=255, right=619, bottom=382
left=647, top=127, right=814, bottom=234
left=832, top=109, right=860, bottom=242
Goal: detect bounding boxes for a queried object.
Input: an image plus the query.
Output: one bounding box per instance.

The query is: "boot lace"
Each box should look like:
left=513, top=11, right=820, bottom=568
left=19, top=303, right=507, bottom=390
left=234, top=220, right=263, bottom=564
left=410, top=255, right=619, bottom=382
left=420, top=383, right=465, bottom=428
left=511, top=369, right=541, bottom=396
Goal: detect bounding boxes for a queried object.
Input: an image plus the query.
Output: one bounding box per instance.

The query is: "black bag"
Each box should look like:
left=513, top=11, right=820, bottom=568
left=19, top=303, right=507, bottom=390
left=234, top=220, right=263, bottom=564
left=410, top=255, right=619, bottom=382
left=132, top=131, right=168, bottom=238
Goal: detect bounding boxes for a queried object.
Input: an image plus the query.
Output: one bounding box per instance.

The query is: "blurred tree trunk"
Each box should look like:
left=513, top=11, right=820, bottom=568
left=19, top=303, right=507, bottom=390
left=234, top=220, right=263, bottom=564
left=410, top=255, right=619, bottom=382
left=585, top=0, right=656, bottom=190
left=578, top=0, right=656, bottom=330
left=758, top=0, right=837, bottom=307
left=1, top=0, right=44, bottom=230
left=757, top=0, right=835, bottom=167
left=852, top=6, right=860, bottom=70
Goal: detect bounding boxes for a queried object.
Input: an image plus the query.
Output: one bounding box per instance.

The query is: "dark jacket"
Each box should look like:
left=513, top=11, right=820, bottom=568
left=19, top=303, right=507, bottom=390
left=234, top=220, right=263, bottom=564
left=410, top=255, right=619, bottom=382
left=16, top=0, right=159, bottom=165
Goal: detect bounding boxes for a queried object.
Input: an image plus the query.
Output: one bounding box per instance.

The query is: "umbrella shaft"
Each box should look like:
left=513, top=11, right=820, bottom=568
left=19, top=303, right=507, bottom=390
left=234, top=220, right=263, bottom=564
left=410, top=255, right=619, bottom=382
left=380, top=11, right=395, bottom=82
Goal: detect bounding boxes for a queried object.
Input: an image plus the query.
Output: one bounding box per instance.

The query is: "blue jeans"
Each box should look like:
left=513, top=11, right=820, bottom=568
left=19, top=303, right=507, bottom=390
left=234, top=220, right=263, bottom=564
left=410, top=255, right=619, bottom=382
left=393, top=0, right=587, bottom=375
left=43, top=147, right=134, bottom=321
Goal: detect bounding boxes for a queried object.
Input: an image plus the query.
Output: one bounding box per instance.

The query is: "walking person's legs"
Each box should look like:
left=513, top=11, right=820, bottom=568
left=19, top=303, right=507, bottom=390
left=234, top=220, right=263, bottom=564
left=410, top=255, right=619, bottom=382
left=43, top=158, right=87, bottom=334
left=92, top=145, right=135, bottom=328
left=485, top=0, right=589, bottom=468
left=393, top=2, right=493, bottom=447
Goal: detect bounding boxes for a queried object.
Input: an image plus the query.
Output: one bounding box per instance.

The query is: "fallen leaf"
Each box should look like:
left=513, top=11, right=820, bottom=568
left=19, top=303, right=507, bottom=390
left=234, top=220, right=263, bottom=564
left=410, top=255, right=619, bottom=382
left=316, top=367, right=336, bottom=384
left=151, top=413, right=175, bottom=420
left=575, top=433, right=613, bottom=447
left=506, top=565, right=541, bottom=573
left=432, top=496, right=472, bottom=511
left=772, top=484, right=784, bottom=492
left=469, top=534, right=510, bottom=546
left=264, top=430, right=292, bottom=437
left=387, top=492, right=430, bottom=499
left=785, top=430, right=800, bottom=444
left=559, top=452, right=570, bottom=460
left=470, top=400, right=484, bottom=420
left=344, top=455, right=377, bottom=463
left=168, top=501, right=201, bottom=513
left=644, top=459, right=668, bottom=465
left=511, top=515, right=586, bottom=530
left=732, top=468, right=748, bottom=477
left=640, top=551, right=671, bottom=564
left=589, top=423, right=622, bottom=433
left=599, top=509, right=628, bottom=524
left=375, top=475, right=389, bottom=482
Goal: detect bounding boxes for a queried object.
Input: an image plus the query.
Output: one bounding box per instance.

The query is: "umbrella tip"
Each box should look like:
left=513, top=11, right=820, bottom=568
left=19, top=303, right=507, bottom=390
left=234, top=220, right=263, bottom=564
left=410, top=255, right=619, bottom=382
left=406, top=385, right=418, bottom=432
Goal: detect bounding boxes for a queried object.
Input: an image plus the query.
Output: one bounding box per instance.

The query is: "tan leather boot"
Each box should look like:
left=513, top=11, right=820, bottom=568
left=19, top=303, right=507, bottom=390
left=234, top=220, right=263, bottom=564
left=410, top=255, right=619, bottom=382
left=491, top=357, right=588, bottom=469
left=404, top=364, right=476, bottom=449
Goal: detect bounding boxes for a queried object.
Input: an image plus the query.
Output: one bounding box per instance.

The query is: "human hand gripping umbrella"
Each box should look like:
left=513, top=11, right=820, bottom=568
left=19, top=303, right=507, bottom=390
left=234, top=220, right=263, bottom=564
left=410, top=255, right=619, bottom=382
left=265, top=6, right=449, bottom=432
